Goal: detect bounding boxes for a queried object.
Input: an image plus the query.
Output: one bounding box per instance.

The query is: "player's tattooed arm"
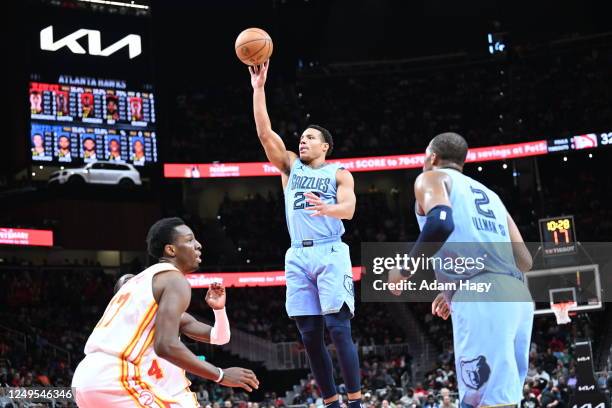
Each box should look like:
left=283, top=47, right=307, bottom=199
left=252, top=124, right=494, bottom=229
left=507, top=212, right=533, bottom=272
left=305, top=169, right=356, bottom=219
left=249, top=60, right=297, bottom=175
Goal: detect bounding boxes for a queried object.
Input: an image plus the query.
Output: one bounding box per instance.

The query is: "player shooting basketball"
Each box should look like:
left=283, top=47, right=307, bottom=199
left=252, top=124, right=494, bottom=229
left=249, top=61, right=363, bottom=408
left=72, top=217, right=259, bottom=408
left=388, top=133, right=534, bottom=407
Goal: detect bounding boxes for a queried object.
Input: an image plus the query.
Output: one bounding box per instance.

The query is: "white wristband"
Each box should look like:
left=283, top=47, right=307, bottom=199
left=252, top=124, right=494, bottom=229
left=214, top=367, right=224, bottom=383
left=210, top=307, right=231, bottom=345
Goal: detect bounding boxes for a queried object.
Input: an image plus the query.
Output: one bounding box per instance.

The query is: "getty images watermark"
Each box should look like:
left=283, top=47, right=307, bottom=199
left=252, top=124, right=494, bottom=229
left=371, top=253, right=491, bottom=293
left=359, top=242, right=546, bottom=303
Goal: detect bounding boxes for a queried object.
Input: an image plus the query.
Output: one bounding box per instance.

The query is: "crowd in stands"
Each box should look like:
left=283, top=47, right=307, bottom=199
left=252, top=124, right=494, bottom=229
left=188, top=284, right=406, bottom=347
left=168, top=43, right=612, bottom=164
left=289, top=312, right=610, bottom=408
left=1, top=250, right=611, bottom=407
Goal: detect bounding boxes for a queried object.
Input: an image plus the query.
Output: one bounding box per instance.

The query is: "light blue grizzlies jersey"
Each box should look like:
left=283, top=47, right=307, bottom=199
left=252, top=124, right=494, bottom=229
left=284, top=160, right=345, bottom=242
left=416, top=168, right=523, bottom=283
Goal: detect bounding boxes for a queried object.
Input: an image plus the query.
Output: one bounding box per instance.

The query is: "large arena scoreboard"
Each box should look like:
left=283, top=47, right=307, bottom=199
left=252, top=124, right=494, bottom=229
left=29, top=77, right=157, bottom=166
left=28, top=4, right=157, bottom=167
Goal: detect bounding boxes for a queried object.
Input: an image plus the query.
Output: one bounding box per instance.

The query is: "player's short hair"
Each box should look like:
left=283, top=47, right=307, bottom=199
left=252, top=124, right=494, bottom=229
left=146, top=217, right=186, bottom=259
left=306, top=124, right=333, bottom=157
left=430, top=132, right=468, bottom=166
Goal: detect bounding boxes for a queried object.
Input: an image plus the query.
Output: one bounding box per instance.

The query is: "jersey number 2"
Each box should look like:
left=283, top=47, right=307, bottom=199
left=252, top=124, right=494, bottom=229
left=470, top=186, right=496, bottom=219
left=293, top=192, right=306, bottom=209
left=148, top=359, right=164, bottom=379
left=293, top=192, right=316, bottom=210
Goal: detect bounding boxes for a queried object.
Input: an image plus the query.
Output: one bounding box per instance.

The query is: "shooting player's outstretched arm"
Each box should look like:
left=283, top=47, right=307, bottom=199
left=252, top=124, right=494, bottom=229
left=250, top=61, right=297, bottom=176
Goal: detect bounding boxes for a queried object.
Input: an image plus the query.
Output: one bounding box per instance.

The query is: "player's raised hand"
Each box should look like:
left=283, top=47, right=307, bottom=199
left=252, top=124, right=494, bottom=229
left=249, top=60, right=269, bottom=89
left=432, top=293, right=450, bottom=320
left=221, top=367, right=260, bottom=392
left=305, top=192, right=330, bottom=217
left=205, top=282, right=226, bottom=310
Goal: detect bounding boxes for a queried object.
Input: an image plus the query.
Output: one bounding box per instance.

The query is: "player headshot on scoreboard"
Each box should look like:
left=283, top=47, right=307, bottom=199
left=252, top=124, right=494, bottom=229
left=30, top=90, right=43, bottom=114
left=56, top=135, right=72, bottom=162
left=55, top=91, right=69, bottom=116
left=82, top=137, right=97, bottom=161
left=31, top=132, right=47, bottom=159
left=106, top=95, right=120, bottom=121
left=106, top=137, right=123, bottom=162
left=81, top=92, right=94, bottom=118
left=130, top=137, right=146, bottom=166
left=129, top=97, right=143, bottom=121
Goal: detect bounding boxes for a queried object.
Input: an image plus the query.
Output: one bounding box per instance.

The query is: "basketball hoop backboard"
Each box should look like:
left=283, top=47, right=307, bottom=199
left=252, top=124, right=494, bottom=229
left=525, top=264, right=602, bottom=316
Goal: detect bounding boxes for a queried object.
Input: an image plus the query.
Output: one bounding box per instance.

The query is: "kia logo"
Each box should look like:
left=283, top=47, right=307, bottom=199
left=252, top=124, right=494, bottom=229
left=40, top=25, right=142, bottom=59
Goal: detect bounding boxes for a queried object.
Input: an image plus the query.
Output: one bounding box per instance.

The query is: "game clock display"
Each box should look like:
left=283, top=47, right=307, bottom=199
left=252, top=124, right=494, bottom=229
left=29, top=75, right=157, bottom=167
left=538, top=216, right=577, bottom=256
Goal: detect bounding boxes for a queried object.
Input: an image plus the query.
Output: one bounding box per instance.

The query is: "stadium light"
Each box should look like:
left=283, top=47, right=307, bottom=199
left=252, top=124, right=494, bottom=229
left=76, top=0, right=149, bottom=9
left=488, top=32, right=507, bottom=55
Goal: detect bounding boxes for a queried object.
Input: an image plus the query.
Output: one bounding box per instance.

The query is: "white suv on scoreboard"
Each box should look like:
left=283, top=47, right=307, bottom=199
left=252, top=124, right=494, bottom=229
left=48, top=161, right=142, bottom=187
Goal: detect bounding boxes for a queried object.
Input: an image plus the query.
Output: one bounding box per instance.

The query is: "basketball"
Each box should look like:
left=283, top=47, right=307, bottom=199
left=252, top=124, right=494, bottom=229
left=235, top=27, right=273, bottom=66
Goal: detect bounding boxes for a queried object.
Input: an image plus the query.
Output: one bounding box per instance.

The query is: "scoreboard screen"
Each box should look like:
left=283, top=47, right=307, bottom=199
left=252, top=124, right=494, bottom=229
left=538, top=216, right=577, bottom=256
left=29, top=76, right=157, bottom=166
left=28, top=5, right=157, bottom=168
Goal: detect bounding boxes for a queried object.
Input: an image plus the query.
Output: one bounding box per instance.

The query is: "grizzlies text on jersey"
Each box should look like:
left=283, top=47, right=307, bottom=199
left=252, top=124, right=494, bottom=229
left=284, top=160, right=345, bottom=243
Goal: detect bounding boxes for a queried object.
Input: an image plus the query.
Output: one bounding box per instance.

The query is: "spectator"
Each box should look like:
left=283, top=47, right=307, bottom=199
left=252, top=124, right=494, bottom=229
left=520, top=386, right=540, bottom=408
left=399, top=388, right=420, bottom=408
left=539, top=384, right=561, bottom=408
left=422, top=394, right=439, bottom=408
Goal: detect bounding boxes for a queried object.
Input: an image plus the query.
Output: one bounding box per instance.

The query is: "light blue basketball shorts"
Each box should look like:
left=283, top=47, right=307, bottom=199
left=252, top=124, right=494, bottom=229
left=451, top=274, right=534, bottom=408
left=284, top=238, right=355, bottom=317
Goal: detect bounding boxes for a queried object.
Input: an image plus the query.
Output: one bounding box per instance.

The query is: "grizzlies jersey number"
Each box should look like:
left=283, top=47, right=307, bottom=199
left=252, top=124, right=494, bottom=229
left=284, top=160, right=345, bottom=242
left=415, top=168, right=522, bottom=281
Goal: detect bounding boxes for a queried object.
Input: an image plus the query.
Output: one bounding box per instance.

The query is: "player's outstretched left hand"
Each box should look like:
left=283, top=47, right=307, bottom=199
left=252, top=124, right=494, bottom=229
left=205, top=282, right=226, bottom=310
left=305, top=192, right=329, bottom=217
